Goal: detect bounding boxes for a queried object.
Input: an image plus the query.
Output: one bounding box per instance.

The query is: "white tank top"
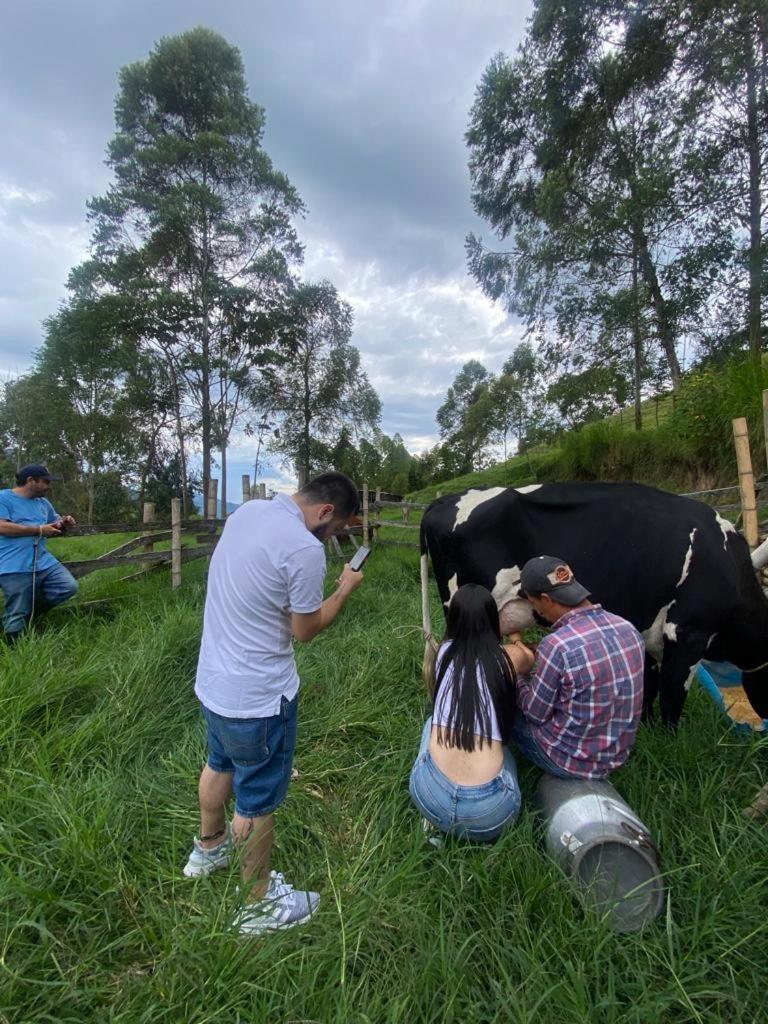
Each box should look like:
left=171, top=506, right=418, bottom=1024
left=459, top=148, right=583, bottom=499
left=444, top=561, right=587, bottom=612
left=432, top=642, right=503, bottom=742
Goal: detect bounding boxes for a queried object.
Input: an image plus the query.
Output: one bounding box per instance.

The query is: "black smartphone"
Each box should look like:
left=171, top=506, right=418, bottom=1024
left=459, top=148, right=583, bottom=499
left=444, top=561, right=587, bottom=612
left=348, top=546, right=371, bottom=572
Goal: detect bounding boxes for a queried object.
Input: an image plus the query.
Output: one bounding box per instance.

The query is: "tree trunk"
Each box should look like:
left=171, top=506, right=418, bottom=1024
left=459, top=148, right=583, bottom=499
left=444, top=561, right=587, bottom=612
left=87, top=468, right=94, bottom=525
left=200, top=210, right=212, bottom=507
left=86, top=445, right=95, bottom=526
left=171, top=360, right=189, bottom=518
left=87, top=386, right=96, bottom=525
left=302, top=352, right=312, bottom=484
left=635, top=234, right=681, bottom=388
left=179, top=428, right=189, bottom=518
left=139, top=422, right=160, bottom=510
left=612, top=125, right=681, bottom=389
left=632, top=242, right=643, bottom=431
left=745, top=28, right=763, bottom=366
left=200, top=341, right=211, bottom=508
left=220, top=431, right=228, bottom=518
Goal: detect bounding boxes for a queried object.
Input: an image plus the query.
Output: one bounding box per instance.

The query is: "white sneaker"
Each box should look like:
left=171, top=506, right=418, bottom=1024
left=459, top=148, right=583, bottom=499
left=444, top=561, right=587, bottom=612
left=236, top=871, right=320, bottom=935
left=182, top=828, right=232, bottom=878
left=422, top=817, right=444, bottom=850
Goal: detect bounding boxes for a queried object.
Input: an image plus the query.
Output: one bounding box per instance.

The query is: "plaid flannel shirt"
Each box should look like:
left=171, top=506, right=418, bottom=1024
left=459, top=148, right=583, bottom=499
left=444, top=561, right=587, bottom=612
left=516, top=604, right=644, bottom=779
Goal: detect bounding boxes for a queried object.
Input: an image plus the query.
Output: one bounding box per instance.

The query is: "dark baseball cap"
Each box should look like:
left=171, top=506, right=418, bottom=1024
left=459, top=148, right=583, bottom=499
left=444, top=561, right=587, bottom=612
left=519, top=555, right=591, bottom=606
left=16, top=463, right=60, bottom=483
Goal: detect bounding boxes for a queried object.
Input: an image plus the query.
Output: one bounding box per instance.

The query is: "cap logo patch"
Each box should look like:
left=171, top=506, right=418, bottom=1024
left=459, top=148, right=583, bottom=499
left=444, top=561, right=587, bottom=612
left=546, top=564, right=573, bottom=586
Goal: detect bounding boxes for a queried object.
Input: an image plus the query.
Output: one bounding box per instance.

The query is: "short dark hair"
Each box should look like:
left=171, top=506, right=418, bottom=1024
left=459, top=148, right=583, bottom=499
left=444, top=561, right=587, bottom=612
left=299, top=472, right=359, bottom=518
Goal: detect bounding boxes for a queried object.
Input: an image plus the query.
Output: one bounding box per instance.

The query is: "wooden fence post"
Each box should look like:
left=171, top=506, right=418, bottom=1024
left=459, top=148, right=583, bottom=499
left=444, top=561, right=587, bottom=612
left=142, top=502, right=155, bottom=571
left=207, top=479, right=218, bottom=520
left=762, top=390, right=768, bottom=475
left=171, top=497, right=182, bottom=590
left=259, top=483, right=267, bottom=499
left=242, top=475, right=251, bottom=503
left=362, top=482, right=369, bottom=546
left=733, top=417, right=759, bottom=549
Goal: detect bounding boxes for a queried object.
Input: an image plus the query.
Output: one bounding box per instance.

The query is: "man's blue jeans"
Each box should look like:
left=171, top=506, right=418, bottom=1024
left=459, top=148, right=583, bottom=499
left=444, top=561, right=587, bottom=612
left=510, top=712, right=578, bottom=779
left=0, top=562, right=79, bottom=638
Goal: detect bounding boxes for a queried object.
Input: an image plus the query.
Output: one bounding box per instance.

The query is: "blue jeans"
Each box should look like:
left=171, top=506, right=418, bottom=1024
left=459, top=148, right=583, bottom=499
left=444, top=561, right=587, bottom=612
left=0, top=562, right=78, bottom=638
left=409, top=718, right=521, bottom=842
left=510, top=712, right=578, bottom=779
left=202, top=693, right=299, bottom=818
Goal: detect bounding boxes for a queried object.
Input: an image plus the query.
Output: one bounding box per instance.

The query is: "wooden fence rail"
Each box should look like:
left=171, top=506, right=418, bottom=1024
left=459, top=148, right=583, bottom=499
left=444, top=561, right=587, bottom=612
left=64, top=520, right=221, bottom=537
left=64, top=545, right=215, bottom=579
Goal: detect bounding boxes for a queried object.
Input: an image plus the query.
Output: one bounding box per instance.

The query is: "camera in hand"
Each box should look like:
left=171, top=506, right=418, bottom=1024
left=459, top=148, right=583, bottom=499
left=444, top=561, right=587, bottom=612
left=349, top=546, right=370, bottom=572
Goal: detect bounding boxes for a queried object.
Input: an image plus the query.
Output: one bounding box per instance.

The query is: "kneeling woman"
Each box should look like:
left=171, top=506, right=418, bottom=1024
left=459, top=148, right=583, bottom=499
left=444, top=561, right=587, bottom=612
left=409, top=583, right=535, bottom=842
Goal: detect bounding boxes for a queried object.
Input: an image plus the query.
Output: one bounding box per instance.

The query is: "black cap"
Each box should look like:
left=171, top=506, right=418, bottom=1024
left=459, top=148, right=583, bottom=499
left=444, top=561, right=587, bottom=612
left=519, top=555, right=591, bottom=606
left=16, top=464, right=60, bottom=484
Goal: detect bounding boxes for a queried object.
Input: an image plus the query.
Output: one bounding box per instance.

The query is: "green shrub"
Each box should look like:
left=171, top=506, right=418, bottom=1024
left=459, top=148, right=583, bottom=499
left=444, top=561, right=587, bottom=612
left=665, top=359, right=768, bottom=479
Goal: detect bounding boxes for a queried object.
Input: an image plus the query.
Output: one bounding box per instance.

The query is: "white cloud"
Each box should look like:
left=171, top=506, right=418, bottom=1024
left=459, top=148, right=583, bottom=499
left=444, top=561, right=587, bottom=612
left=0, top=182, right=52, bottom=205
left=299, top=245, right=526, bottom=450
left=0, top=0, right=533, bottom=493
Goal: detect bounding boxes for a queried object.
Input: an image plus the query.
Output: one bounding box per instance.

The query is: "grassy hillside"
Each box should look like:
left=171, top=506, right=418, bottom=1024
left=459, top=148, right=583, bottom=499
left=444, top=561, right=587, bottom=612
left=410, top=358, right=768, bottom=503
left=2, top=535, right=767, bottom=1022
left=408, top=449, right=553, bottom=503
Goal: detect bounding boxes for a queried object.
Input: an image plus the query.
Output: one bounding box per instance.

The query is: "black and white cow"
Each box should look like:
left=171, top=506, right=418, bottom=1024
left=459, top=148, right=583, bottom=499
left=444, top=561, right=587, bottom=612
left=420, top=481, right=768, bottom=727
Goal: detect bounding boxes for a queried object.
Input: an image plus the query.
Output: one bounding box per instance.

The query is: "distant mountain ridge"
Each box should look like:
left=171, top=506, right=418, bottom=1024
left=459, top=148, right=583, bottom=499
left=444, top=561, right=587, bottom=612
left=193, top=497, right=241, bottom=515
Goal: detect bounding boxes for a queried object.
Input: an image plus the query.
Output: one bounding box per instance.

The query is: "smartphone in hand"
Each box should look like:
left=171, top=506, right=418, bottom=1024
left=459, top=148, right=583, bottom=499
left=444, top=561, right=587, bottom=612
left=348, top=546, right=371, bottom=572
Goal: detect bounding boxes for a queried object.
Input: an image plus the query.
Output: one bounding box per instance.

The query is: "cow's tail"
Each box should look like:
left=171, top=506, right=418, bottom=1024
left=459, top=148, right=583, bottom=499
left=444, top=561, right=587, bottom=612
left=420, top=519, right=438, bottom=691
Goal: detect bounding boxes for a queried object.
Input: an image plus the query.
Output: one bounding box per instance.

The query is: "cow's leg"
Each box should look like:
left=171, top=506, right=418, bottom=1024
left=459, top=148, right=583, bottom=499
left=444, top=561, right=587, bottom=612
left=642, top=654, right=661, bottom=722
left=657, top=629, right=710, bottom=728
left=741, top=666, right=768, bottom=720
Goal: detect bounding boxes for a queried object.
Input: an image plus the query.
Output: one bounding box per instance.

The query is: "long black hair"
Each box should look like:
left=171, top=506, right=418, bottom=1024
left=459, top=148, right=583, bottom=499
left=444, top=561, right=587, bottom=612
left=433, top=583, right=517, bottom=751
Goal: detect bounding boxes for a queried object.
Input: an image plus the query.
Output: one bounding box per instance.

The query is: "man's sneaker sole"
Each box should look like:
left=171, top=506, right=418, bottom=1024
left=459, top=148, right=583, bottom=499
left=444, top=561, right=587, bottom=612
left=238, top=908, right=315, bottom=936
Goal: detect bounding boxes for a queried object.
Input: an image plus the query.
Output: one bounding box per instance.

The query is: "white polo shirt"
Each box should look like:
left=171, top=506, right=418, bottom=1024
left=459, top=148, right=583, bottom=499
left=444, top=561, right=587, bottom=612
left=195, top=493, right=326, bottom=718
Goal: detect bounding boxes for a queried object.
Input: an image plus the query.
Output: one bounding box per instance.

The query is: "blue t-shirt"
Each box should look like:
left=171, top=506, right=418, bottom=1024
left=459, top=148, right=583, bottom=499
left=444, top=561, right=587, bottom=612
left=0, top=489, right=60, bottom=575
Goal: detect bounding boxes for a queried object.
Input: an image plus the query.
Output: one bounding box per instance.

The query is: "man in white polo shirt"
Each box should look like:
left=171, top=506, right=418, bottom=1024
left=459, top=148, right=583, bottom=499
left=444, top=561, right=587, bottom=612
left=184, top=472, right=364, bottom=935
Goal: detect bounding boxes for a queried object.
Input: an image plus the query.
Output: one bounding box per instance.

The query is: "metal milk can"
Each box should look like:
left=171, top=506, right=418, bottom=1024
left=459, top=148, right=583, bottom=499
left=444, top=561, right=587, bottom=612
left=535, top=774, right=665, bottom=933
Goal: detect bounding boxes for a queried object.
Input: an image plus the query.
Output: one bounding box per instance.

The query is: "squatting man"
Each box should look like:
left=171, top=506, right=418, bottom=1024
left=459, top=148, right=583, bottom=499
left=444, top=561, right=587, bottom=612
left=184, top=472, right=364, bottom=935
left=0, top=464, right=78, bottom=642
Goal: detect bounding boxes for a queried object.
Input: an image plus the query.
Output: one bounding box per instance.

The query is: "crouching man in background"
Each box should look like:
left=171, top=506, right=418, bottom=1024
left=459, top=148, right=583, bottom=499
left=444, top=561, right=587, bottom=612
left=184, top=472, right=365, bottom=935
left=0, top=464, right=78, bottom=642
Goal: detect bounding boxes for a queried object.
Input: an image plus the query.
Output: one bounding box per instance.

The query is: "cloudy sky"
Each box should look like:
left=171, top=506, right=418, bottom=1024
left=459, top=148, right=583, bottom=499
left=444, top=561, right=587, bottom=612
left=0, top=0, right=531, bottom=494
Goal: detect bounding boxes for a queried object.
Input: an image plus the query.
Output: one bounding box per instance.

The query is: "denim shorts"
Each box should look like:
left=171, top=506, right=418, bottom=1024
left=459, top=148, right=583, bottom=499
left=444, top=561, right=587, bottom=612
left=409, top=718, right=521, bottom=842
left=202, top=693, right=299, bottom=818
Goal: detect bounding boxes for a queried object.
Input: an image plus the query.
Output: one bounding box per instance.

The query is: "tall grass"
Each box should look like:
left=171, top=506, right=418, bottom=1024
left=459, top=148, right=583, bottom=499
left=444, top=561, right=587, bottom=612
left=1, top=542, right=767, bottom=1022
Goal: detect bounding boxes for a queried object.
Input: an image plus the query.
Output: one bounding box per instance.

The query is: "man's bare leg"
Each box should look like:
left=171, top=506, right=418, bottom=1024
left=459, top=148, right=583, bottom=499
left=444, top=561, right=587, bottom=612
left=233, top=812, right=274, bottom=900
left=198, top=765, right=233, bottom=848
left=197, top=766, right=273, bottom=898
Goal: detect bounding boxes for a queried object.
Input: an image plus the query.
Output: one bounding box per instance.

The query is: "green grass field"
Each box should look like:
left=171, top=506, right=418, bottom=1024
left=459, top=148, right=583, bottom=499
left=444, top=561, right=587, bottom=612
left=2, top=536, right=767, bottom=1023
